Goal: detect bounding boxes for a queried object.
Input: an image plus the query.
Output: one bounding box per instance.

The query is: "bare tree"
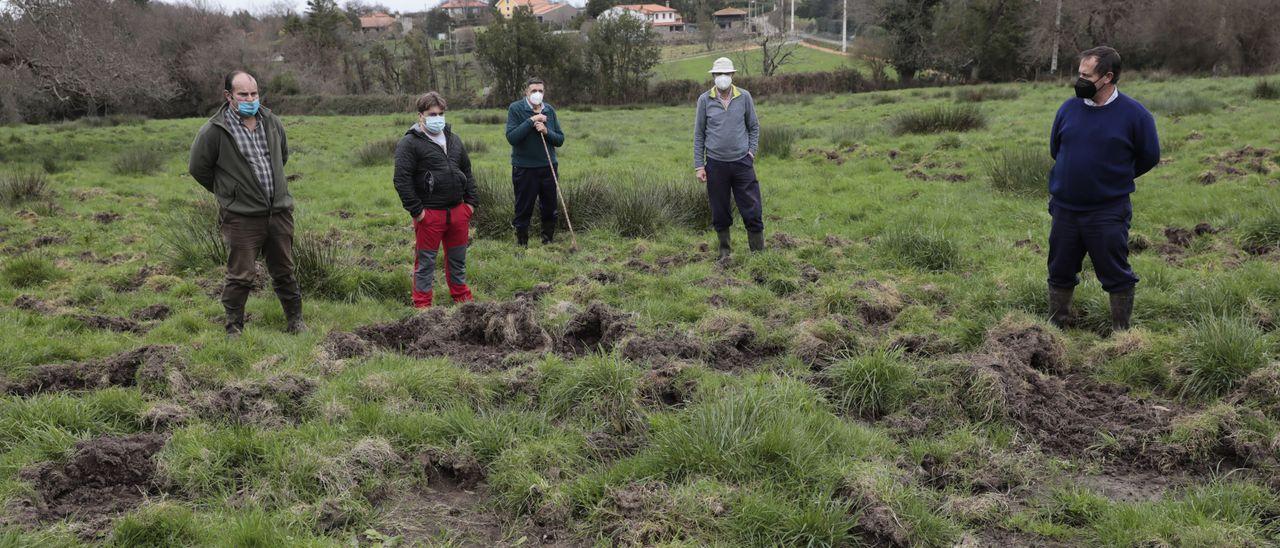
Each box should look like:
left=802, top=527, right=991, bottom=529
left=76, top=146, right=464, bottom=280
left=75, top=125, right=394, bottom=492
left=759, top=32, right=798, bottom=76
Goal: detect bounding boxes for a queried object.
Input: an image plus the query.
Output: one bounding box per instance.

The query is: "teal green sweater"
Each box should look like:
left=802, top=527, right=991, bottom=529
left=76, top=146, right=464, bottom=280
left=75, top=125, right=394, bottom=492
left=505, top=99, right=565, bottom=167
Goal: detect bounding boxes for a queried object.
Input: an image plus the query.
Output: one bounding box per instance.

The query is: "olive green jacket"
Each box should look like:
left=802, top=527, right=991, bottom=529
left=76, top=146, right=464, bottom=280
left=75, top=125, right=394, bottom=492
left=188, top=104, right=292, bottom=216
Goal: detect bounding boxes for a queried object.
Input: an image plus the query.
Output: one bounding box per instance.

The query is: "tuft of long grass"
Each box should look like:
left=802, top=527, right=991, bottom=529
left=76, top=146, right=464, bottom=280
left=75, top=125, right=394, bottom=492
left=985, top=146, right=1053, bottom=196
left=1237, top=201, right=1280, bottom=254
left=462, top=112, right=505, bottom=125
left=158, top=199, right=227, bottom=272
left=1251, top=80, right=1279, bottom=100
left=823, top=347, right=917, bottom=418
left=463, top=137, right=489, bottom=154
left=354, top=137, right=399, bottom=167
left=1145, top=94, right=1222, bottom=117
left=1, top=171, right=51, bottom=206
left=954, top=86, right=1020, bottom=103
left=539, top=355, right=642, bottom=434
left=760, top=126, right=800, bottom=159
left=1179, top=315, right=1269, bottom=400
left=590, top=140, right=619, bottom=158
left=112, top=146, right=165, bottom=176
left=879, top=228, right=962, bottom=271
left=3, top=254, right=66, bottom=288
left=293, top=231, right=356, bottom=299
left=109, top=502, right=205, bottom=546
left=890, top=105, right=986, bottom=135
left=81, top=114, right=148, bottom=127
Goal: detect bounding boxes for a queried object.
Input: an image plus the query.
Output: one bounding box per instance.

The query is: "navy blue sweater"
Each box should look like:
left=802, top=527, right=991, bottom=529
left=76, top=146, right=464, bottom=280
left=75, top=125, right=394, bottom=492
left=505, top=99, right=565, bottom=168
left=1048, top=92, right=1160, bottom=210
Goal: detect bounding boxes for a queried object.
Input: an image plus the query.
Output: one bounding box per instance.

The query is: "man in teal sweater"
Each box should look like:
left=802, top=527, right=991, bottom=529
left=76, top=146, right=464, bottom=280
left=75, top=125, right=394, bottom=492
left=505, top=77, right=566, bottom=246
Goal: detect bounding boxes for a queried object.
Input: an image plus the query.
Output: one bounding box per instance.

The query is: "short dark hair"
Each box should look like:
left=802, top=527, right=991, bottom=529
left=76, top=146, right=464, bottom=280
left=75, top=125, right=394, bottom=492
left=524, top=77, right=545, bottom=89
left=1080, top=46, right=1122, bottom=84
left=223, top=70, right=255, bottom=92
left=416, top=91, right=447, bottom=113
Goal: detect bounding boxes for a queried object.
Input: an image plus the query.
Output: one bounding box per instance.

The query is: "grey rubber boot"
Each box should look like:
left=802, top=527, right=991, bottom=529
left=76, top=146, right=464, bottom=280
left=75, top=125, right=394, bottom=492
left=1048, top=285, right=1074, bottom=329
left=1110, top=288, right=1135, bottom=332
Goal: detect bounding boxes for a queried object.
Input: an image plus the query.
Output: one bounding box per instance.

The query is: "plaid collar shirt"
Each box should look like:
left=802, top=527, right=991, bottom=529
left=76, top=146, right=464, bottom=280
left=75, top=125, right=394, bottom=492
left=223, top=108, right=274, bottom=199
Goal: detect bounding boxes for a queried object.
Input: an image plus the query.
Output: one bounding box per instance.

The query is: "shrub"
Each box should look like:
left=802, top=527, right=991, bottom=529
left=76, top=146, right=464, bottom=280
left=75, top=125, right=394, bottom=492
left=1251, top=80, right=1279, bottom=100
left=879, top=228, right=962, bottom=271
left=890, top=105, right=986, bottom=135
left=954, top=87, right=1019, bottom=103
left=462, top=112, right=505, bottom=125
left=0, top=171, right=51, bottom=206
left=112, top=147, right=165, bottom=176
left=590, top=140, right=619, bottom=158
left=1179, top=315, right=1269, bottom=400
left=159, top=199, right=227, bottom=272
left=1145, top=94, right=1222, bottom=117
left=985, top=146, right=1053, bottom=196
left=760, top=125, right=799, bottom=159
left=293, top=232, right=356, bottom=299
left=354, top=137, right=399, bottom=167
left=3, top=255, right=65, bottom=288
left=824, top=347, right=917, bottom=418
left=1237, top=201, right=1280, bottom=254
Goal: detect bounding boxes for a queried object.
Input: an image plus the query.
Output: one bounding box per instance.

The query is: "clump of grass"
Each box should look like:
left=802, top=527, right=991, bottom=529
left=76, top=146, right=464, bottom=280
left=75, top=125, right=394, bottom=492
left=109, top=502, right=204, bottom=546
left=760, top=125, right=799, bottom=159
left=540, top=356, right=642, bottom=434
left=935, top=134, right=962, bottom=150
left=1251, top=80, right=1279, bottom=100
left=870, top=94, right=900, bottom=105
left=955, top=87, right=1020, bottom=103
left=81, top=114, right=147, bottom=127
left=41, top=157, right=65, bottom=174
left=158, top=199, right=227, bottom=272
left=985, top=146, right=1053, bottom=196
left=112, top=146, right=164, bottom=176
left=890, top=105, right=986, bottom=135
left=463, top=138, right=489, bottom=154
left=1, top=171, right=51, bottom=206
left=590, top=140, right=619, bottom=158
left=293, top=232, right=356, bottom=299
left=1179, top=315, right=1269, bottom=400
left=1237, top=201, right=1280, bottom=254
left=1145, top=94, right=1222, bottom=117
left=354, top=137, right=399, bottom=167
left=879, top=228, right=962, bottom=271
left=823, top=347, right=917, bottom=418
left=462, top=112, right=505, bottom=125
left=3, top=254, right=66, bottom=288
left=828, top=126, right=867, bottom=148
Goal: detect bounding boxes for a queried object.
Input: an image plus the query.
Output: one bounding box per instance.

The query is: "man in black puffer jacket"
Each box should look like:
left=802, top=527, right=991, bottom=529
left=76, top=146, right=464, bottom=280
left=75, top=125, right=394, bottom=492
left=393, top=91, right=479, bottom=308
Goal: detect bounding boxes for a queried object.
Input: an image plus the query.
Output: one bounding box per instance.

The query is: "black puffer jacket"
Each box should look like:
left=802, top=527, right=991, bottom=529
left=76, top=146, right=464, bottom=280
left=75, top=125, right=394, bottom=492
left=392, top=123, right=478, bottom=219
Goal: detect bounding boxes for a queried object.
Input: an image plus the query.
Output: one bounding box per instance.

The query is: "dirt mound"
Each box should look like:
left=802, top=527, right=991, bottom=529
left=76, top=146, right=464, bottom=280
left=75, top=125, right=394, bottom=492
left=5, top=345, right=181, bottom=396
left=1235, top=364, right=1280, bottom=418
left=133, top=304, right=171, bottom=322
left=638, top=361, right=695, bottom=407
left=560, top=302, right=637, bottom=354
left=515, top=282, right=554, bottom=302
left=835, top=477, right=912, bottom=547
left=620, top=333, right=707, bottom=365
left=72, top=314, right=144, bottom=333
left=416, top=448, right=484, bottom=490
left=193, top=372, right=315, bottom=427
left=13, top=294, right=57, bottom=314
left=93, top=212, right=122, bottom=224
left=10, top=433, right=167, bottom=528
left=1200, top=145, right=1275, bottom=183
left=963, top=322, right=1174, bottom=464
left=322, top=330, right=370, bottom=360
left=354, top=301, right=552, bottom=371
left=697, top=315, right=780, bottom=370
left=769, top=232, right=801, bottom=249
left=598, top=482, right=682, bottom=544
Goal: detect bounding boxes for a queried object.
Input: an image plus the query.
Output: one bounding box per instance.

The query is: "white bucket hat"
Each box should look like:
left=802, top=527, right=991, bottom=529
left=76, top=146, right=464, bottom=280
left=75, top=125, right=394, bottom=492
left=709, top=57, right=736, bottom=74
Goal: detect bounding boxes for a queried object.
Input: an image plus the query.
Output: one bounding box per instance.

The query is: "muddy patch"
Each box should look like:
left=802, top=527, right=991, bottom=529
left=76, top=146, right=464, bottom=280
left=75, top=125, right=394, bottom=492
left=92, top=212, right=122, bottom=224
left=5, top=433, right=167, bottom=533
left=133, top=304, right=172, bottom=322
left=559, top=301, right=637, bottom=354
left=4, top=345, right=181, bottom=396
left=190, top=372, right=316, bottom=427
left=72, top=313, right=145, bottom=334
left=353, top=301, right=552, bottom=371
left=13, top=294, right=57, bottom=314
left=835, top=477, right=912, bottom=547
left=1200, top=145, right=1276, bottom=183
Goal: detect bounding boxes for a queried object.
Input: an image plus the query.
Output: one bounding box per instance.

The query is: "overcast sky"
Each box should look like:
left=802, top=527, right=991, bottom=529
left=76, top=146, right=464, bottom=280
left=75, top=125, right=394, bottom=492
left=191, top=0, right=583, bottom=15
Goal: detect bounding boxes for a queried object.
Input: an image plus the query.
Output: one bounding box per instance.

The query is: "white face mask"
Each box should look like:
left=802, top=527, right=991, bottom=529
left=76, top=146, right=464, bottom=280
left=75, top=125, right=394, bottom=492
left=714, top=75, right=732, bottom=91
left=529, top=91, right=544, bottom=105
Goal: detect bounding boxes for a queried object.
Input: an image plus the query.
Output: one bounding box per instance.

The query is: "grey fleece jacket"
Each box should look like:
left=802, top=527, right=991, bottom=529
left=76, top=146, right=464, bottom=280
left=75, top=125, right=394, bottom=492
left=692, top=86, right=760, bottom=169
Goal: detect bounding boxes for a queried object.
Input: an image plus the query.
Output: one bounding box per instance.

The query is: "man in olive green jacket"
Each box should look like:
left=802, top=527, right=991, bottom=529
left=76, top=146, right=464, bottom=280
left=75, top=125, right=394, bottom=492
left=188, top=70, right=303, bottom=337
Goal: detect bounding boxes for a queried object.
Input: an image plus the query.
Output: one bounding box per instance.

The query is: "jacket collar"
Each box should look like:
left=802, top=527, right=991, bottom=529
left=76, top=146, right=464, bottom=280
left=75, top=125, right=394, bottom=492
left=210, top=102, right=271, bottom=130
left=707, top=85, right=741, bottom=100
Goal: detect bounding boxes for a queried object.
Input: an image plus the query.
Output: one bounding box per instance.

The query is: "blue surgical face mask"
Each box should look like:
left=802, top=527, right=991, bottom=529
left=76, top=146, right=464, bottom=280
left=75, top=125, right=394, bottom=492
left=236, top=99, right=260, bottom=117
left=422, top=115, right=446, bottom=134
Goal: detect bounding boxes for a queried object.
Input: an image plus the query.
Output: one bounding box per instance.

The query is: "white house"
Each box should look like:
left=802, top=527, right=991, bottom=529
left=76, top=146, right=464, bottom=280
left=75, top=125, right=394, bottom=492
left=600, top=3, right=684, bottom=32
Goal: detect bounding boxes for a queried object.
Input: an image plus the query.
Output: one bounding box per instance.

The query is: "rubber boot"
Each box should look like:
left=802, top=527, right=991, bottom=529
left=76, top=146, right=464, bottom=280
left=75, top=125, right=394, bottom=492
left=225, top=310, right=244, bottom=339
left=516, top=228, right=529, bottom=247
left=1048, top=285, right=1073, bottom=329
left=542, top=224, right=555, bottom=245
left=715, top=230, right=732, bottom=259
left=283, top=299, right=306, bottom=334
left=1110, top=288, right=1135, bottom=332
left=748, top=231, right=764, bottom=252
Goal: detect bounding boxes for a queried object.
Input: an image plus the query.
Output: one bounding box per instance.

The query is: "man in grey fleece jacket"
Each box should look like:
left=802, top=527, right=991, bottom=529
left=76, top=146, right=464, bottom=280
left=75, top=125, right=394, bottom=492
left=693, top=57, right=763, bottom=258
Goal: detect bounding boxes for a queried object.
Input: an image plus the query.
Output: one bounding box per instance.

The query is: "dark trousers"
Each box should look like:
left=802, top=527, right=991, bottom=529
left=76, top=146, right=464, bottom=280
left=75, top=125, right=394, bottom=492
left=413, top=203, right=473, bottom=308
left=512, top=165, right=558, bottom=233
left=706, top=156, right=764, bottom=233
left=220, top=209, right=302, bottom=327
left=1047, top=200, right=1139, bottom=293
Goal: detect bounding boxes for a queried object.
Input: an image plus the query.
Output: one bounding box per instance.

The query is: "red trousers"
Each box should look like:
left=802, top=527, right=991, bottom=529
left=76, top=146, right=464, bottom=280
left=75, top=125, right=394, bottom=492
left=412, top=203, right=473, bottom=307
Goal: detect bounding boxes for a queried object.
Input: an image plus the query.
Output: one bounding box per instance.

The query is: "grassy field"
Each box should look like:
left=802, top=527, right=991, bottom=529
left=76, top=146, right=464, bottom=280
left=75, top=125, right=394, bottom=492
left=654, top=44, right=853, bottom=81
left=2, top=75, right=1280, bottom=546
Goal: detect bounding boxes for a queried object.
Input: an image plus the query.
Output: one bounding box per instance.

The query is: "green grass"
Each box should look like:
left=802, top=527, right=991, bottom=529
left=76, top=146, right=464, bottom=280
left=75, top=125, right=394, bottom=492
left=0, top=171, right=51, bottom=206
left=653, top=46, right=853, bottom=81
left=2, top=74, right=1280, bottom=545
left=889, top=104, right=987, bottom=135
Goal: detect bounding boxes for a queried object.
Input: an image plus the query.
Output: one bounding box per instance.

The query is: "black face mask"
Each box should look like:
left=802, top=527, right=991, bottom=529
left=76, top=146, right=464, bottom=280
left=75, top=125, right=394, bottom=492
left=1074, top=75, right=1106, bottom=99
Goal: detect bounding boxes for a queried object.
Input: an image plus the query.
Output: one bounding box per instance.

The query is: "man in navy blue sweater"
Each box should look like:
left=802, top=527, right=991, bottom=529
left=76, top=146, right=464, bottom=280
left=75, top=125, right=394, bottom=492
left=1047, top=46, right=1160, bottom=332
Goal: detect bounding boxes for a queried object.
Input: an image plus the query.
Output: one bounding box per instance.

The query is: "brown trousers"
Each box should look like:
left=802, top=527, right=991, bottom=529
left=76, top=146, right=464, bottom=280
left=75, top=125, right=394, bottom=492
left=220, top=209, right=302, bottom=330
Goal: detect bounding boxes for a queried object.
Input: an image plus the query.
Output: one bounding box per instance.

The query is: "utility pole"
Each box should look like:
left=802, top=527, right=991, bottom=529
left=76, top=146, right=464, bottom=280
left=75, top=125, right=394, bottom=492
left=1049, top=0, right=1062, bottom=73
left=841, top=0, right=847, bottom=53
left=789, top=0, right=795, bottom=35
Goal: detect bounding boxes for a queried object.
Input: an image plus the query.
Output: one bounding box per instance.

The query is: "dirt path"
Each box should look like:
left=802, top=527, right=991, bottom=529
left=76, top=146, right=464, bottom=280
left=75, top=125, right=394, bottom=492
left=798, top=39, right=844, bottom=56
left=660, top=43, right=759, bottom=64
